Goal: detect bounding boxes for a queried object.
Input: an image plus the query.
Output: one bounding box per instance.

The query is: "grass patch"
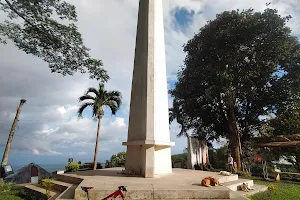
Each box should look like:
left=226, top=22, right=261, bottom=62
left=0, top=183, right=23, bottom=200
left=0, top=182, right=46, bottom=200
left=250, top=178, right=300, bottom=200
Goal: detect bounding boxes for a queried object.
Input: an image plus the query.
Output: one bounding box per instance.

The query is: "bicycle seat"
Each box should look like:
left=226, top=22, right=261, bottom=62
left=118, top=186, right=127, bottom=191
left=81, top=186, right=94, bottom=191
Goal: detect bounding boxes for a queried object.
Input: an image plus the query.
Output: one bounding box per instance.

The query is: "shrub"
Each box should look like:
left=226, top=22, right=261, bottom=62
left=236, top=170, right=251, bottom=178
left=0, top=182, right=13, bottom=193
left=251, top=164, right=274, bottom=177
left=78, top=161, right=81, bottom=165
left=80, top=162, right=102, bottom=169
left=267, top=184, right=276, bottom=191
left=18, top=188, right=47, bottom=200
left=41, top=179, right=53, bottom=198
left=65, top=163, right=80, bottom=172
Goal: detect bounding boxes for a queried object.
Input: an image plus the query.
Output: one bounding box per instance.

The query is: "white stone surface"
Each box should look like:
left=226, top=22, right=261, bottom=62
left=187, top=136, right=209, bottom=169
left=123, top=0, right=174, bottom=178
left=153, top=0, right=169, bottom=143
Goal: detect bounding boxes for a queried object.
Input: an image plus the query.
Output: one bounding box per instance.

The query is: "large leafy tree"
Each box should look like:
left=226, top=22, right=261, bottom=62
left=0, top=0, right=108, bottom=81
left=170, top=8, right=300, bottom=170
left=78, top=83, right=122, bottom=170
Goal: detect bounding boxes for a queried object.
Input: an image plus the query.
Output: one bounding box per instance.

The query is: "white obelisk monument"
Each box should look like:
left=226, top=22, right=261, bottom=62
left=122, top=0, right=174, bottom=178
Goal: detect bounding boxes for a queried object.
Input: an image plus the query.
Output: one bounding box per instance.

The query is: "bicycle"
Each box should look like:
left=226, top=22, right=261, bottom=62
left=81, top=185, right=127, bottom=200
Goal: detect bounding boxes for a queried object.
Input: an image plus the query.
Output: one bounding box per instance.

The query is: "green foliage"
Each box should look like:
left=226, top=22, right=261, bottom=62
left=65, top=163, right=80, bottom=172
left=0, top=182, right=22, bottom=200
left=236, top=170, right=251, bottom=178
left=0, top=194, right=23, bottom=200
left=268, top=184, right=276, bottom=191
left=19, top=188, right=47, bottom=200
left=0, top=182, right=13, bottom=193
left=0, top=184, right=43, bottom=200
left=78, top=161, right=81, bottom=165
left=0, top=0, right=108, bottom=81
left=171, top=153, right=187, bottom=162
left=251, top=164, right=275, bottom=177
left=78, top=83, right=122, bottom=119
left=169, top=7, right=300, bottom=166
left=267, top=102, right=300, bottom=172
left=208, top=146, right=228, bottom=170
left=250, top=179, right=300, bottom=200
left=109, top=151, right=126, bottom=167
left=41, top=178, right=53, bottom=198
left=276, top=164, right=298, bottom=173
left=80, top=162, right=102, bottom=169
left=37, top=176, right=43, bottom=185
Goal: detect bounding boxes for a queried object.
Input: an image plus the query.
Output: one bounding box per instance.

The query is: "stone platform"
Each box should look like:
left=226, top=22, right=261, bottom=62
left=59, top=168, right=239, bottom=200
left=23, top=168, right=268, bottom=199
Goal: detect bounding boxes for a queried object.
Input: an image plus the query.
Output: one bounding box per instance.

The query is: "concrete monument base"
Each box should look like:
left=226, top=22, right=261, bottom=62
left=72, top=168, right=233, bottom=200
left=122, top=141, right=175, bottom=178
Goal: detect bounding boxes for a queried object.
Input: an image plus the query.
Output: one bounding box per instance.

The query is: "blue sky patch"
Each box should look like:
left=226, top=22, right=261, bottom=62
left=172, top=7, right=195, bottom=31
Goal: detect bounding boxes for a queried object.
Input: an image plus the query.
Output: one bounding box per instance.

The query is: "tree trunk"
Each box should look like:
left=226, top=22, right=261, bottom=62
left=1, top=99, right=26, bottom=181
left=93, top=116, right=101, bottom=170
left=1, top=99, right=26, bottom=166
left=227, top=105, right=242, bottom=170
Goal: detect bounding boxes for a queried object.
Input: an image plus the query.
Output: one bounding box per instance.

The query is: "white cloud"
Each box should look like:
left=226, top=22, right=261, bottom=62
left=57, top=107, right=67, bottom=115
left=77, top=151, right=87, bottom=156
left=32, top=149, right=40, bottom=155
left=111, top=117, right=126, bottom=128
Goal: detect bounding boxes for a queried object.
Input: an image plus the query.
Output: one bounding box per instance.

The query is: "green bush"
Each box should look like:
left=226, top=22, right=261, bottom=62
left=0, top=182, right=13, bottom=193
left=41, top=179, right=53, bottom=199
left=80, top=162, right=102, bottom=169
left=18, top=188, right=47, bottom=200
left=236, top=170, right=252, bottom=178
left=251, top=164, right=274, bottom=177
left=65, top=163, right=80, bottom=172
left=0, top=194, right=23, bottom=200
left=268, top=184, right=276, bottom=191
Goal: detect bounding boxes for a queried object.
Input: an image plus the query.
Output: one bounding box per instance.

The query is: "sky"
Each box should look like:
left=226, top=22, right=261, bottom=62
left=0, top=0, right=299, bottom=167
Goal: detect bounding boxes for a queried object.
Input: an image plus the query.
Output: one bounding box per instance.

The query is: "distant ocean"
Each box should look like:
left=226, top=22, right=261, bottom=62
left=12, top=163, right=106, bottom=173
left=13, top=164, right=66, bottom=173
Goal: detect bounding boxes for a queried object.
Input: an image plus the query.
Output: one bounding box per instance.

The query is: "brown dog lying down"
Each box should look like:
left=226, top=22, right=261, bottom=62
left=201, top=176, right=220, bottom=187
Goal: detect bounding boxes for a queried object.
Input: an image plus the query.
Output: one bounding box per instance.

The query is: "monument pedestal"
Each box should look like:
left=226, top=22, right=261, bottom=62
left=123, top=141, right=174, bottom=178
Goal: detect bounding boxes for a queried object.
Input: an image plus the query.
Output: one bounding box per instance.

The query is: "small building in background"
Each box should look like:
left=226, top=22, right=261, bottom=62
left=187, top=136, right=209, bottom=169
left=4, top=163, right=51, bottom=184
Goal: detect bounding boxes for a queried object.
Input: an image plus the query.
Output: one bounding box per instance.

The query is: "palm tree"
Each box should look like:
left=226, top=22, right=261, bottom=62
left=78, top=83, right=122, bottom=170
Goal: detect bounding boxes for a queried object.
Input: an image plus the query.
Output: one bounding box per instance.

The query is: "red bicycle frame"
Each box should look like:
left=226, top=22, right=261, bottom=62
left=81, top=186, right=127, bottom=200
left=102, top=186, right=127, bottom=200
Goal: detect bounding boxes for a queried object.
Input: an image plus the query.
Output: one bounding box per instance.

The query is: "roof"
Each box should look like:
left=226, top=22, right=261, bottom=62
left=5, top=162, right=51, bottom=179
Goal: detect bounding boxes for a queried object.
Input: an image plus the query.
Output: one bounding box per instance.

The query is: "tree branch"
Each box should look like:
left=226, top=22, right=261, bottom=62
left=257, top=141, right=300, bottom=147
left=4, top=0, right=36, bottom=27
left=4, top=0, right=56, bottom=44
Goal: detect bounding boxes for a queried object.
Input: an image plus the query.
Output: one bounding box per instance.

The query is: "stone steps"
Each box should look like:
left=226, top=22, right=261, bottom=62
left=235, top=184, right=268, bottom=198
left=54, top=173, right=83, bottom=184
left=217, top=175, right=239, bottom=184
left=222, top=178, right=254, bottom=191
left=23, top=173, right=82, bottom=200
left=56, top=184, right=78, bottom=199
left=52, top=180, right=73, bottom=192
